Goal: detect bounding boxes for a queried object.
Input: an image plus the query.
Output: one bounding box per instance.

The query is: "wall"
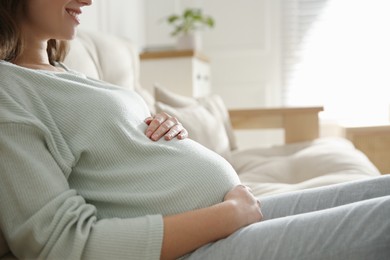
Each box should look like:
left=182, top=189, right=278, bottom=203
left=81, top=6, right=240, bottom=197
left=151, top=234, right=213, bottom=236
left=207, top=0, right=282, bottom=109
left=79, top=0, right=145, bottom=51
left=144, top=0, right=283, bottom=109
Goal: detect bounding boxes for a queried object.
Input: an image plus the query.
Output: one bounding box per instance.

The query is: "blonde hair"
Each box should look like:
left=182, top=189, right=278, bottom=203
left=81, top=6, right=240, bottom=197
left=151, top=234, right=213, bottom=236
left=0, top=0, right=69, bottom=64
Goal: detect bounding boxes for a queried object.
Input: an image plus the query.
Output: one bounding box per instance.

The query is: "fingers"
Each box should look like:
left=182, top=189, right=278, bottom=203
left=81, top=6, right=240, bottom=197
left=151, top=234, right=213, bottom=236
left=236, top=185, right=262, bottom=211
left=225, top=184, right=264, bottom=224
left=243, top=186, right=263, bottom=221
left=145, top=112, right=174, bottom=140
left=164, top=125, right=188, bottom=141
left=237, top=184, right=253, bottom=193
left=145, top=112, right=187, bottom=141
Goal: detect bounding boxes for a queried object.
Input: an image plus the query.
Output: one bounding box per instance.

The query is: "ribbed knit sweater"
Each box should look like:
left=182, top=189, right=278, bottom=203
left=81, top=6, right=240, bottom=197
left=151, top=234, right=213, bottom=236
left=0, top=61, right=240, bottom=259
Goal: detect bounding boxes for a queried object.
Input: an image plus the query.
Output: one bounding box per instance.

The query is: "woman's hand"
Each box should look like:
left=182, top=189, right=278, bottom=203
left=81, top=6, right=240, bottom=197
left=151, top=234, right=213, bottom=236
left=144, top=112, right=188, bottom=141
left=224, top=185, right=263, bottom=228
left=160, top=185, right=262, bottom=260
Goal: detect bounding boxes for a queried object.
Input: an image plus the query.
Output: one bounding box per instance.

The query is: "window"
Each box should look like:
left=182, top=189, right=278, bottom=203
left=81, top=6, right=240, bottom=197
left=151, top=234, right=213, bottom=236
left=282, top=0, right=390, bottom=124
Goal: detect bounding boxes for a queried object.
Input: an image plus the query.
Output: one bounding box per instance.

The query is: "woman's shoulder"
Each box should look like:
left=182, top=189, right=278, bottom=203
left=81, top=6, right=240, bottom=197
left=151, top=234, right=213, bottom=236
left=0, top=60, right=43, bottom=96
left=0, top=61, right=51, bottom=125
left=0, top=60, right=21, bottom=75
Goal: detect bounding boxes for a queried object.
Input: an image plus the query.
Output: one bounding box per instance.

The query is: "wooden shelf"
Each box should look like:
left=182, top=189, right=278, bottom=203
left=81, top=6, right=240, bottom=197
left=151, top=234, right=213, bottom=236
left=140, top=50, right=210, bottom=63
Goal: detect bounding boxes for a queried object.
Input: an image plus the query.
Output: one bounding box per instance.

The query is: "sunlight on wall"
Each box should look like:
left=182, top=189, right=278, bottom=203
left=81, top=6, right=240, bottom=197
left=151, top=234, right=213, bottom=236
left=287, top=0, right=390, bottom=124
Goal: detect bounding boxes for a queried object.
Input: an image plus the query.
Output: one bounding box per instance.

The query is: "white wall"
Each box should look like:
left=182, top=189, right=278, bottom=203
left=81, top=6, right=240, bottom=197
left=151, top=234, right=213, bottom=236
left=204, top=0, right=282, bottom=109
left=79, top=0, right=145, bottom=50
left=143, top=0, right=283, bottom=109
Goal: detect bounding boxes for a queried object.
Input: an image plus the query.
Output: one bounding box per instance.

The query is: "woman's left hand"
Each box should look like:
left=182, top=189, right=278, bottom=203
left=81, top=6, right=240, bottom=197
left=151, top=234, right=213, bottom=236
left=144, top=112, right=188, bottom=141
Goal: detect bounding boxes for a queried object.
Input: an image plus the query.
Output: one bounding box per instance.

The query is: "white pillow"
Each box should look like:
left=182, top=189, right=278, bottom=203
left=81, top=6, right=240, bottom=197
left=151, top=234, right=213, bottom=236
left=197, top=95, right=238, bottom=151
left=154, top=84, right=238, bottom=150
left=154, top=85, right=236, bottom=160
left=154, top=83, right=197, bottom=107
left=155, top=101, right=232, bottom=161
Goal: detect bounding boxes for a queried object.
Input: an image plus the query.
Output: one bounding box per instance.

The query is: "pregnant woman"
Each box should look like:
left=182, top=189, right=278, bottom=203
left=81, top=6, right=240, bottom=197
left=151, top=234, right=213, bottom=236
left=0, top=0, right=389, bottom=259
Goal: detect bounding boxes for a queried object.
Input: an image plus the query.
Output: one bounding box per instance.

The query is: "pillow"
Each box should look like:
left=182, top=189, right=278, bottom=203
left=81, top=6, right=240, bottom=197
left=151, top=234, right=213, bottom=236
left=154, top=84, right=238, bottom=151
left=135, top=84, right=156, bottom=114
left=154, top=83, right=197, bottom=107
left=155, top=101, right=232, bottom=160
left=198, top=95, right=238, bottom=151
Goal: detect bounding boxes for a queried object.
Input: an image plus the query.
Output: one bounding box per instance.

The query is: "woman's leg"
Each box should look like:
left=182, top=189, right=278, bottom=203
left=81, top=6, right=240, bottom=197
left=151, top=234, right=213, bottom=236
left=188, top=195, right=390, bottom=260
left=260, top=175, right=390, bottom=220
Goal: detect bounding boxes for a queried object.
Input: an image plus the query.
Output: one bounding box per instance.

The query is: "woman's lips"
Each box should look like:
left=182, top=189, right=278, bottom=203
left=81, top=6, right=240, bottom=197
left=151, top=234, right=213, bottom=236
left=66, top=8, right=81, bottom=24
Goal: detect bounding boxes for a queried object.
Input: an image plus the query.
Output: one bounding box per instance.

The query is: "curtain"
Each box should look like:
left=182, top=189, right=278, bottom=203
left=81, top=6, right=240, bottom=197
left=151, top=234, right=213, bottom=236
left=281, top=0, right=390, bottom=123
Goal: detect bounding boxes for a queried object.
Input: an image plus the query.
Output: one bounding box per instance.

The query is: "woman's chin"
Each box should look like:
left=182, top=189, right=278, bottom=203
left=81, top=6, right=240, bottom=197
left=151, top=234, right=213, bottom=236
left=60, top=28, right=79, bottom=41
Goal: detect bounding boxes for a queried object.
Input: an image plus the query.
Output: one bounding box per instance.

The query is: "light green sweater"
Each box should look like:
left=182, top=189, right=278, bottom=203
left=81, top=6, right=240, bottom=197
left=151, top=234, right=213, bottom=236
left=0, top=61, right=240, bottom=259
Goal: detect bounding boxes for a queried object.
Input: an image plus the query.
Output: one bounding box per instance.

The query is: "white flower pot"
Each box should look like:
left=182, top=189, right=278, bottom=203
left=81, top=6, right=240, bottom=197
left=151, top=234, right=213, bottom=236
left=176, top=33, right=202, bottom=51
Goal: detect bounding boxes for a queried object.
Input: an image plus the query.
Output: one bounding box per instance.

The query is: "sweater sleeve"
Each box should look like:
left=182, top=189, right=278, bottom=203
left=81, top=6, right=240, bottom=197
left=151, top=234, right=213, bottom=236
left=0, top=123, right=164, bottom=260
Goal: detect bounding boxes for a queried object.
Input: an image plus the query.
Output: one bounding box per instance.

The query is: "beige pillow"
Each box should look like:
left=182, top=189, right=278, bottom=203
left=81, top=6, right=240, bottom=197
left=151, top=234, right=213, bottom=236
left=154, top=84, right=197, bottom=107
left=154, top=84, right=238, bottom=150
left=197, top=95, right=238, bottom=151
left=155, top=101, right=231, bottom=160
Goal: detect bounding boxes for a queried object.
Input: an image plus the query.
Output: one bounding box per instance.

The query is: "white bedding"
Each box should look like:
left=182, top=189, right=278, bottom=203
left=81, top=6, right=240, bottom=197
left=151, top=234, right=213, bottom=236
left=231, top=137, right=381, bottom=196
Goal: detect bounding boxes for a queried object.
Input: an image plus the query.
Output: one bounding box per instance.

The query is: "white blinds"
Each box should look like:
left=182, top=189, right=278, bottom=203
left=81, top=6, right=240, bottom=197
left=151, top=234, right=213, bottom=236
left=281, top=0, right=330, bottom=104
left=281, top=0, right=390, bottom=123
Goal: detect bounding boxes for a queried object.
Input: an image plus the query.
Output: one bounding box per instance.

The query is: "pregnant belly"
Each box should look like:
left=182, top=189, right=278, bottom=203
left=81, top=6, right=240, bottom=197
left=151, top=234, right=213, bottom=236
left=71, top=139, right=241, bottom=218
left=137, top=139, right=241, bottom=216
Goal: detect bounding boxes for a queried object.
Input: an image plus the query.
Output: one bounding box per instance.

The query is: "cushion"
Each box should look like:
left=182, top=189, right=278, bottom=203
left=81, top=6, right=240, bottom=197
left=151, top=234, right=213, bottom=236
left=198, top=95, right=238, bottom=151
left=154, top=85, right=235, bottom=160
left=154, top=84, right=197, bottom=107
left=154, top=84, right=238, bottom=150
left=231, top=137, right=381, bottom=196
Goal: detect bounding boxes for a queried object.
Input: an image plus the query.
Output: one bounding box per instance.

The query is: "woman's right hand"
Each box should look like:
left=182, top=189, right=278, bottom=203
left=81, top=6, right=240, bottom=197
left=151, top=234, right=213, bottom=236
left=223, top=185, right=263, bottom=229
left=144, top=112, right=188, bottom=141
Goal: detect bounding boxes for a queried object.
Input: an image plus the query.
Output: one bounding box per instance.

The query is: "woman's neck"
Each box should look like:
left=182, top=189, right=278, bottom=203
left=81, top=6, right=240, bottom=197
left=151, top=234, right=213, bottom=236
left=13, top=39, right=65, bottom=72
left=15, top=61, right=65, bottom=72
left=14, top=55, right=65, bottom=72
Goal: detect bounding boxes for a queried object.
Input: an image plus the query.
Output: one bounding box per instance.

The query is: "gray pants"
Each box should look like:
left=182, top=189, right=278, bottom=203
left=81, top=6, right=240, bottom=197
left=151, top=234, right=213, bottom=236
left=188, top=175, right=390, bottom=260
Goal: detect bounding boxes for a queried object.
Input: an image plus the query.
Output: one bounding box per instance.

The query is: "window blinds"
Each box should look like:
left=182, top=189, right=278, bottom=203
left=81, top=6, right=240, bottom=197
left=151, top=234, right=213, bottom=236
left=281, top=0, right=330, bottom=104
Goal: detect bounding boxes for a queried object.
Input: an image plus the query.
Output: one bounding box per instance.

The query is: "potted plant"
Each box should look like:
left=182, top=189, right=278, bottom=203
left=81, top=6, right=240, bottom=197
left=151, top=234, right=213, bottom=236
left=165, top=8, right=215, bottom=50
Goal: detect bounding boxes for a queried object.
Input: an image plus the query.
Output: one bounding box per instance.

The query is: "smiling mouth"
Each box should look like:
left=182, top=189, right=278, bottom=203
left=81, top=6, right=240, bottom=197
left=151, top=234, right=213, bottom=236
left=66, top=9, right=81, bottom=24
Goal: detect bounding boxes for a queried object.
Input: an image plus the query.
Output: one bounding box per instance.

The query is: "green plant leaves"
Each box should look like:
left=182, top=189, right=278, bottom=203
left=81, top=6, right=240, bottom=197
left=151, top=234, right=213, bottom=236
left=165, top=8, right=215, bottom=37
